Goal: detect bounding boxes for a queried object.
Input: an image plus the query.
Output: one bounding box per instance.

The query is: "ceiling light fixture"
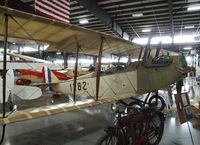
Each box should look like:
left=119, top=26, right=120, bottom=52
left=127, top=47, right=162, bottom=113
left=132, top=37, right=149, bottom=45
left=79, top=18, right=89, bottom=24
left=132, top=13, right=143, bottom=17
left=187, top=5, right=200, bottom=11
left=142, top=29, right=151, bottom=33
left=184, top=25, right=195, bottom=29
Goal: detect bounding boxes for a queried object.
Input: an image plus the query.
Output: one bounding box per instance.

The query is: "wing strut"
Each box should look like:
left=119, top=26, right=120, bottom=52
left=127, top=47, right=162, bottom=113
left=96, top=37, right=104, bottom=101
left=73, top=45, right=80, bottom=102
left=137, top=47, right=144, bottom=68
left=143, top=37, right=151, bottom=62
left=155, top=42, right=162, bottom=57
left=0, top=13, right=9, bottom=145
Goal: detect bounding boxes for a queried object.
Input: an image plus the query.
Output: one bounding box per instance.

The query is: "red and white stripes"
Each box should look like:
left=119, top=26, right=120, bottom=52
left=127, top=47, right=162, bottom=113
left=35, top=0, right=70, bottom=23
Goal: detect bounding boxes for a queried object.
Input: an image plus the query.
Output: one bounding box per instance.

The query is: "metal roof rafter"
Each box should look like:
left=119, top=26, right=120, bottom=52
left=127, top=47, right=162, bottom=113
left=76, top=0, right=130, bottom=40
left=168, top=0, right=174, bottom=43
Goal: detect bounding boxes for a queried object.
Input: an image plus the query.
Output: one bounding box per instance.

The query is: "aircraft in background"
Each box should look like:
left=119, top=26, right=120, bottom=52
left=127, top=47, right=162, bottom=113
left=16, top=67, right=72, bottom=85
left=0, top=52, right=73, bottom=85
left=0, top=69, right=42, bottom=103
left=0, top=51, right=62, bottom=70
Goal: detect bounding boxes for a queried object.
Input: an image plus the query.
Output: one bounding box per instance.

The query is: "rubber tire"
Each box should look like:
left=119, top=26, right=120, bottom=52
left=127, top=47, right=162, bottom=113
left=148, top=95, right=166, bottom=111
left=146, top=111, right=165, bottom=145
left=95, top=130, right=125, bottom=145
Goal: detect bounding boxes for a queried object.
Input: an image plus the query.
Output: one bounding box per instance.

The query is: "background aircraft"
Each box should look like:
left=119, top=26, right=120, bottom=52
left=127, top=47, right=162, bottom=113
left=0, top=52, right=73, bottom=85
left=0, top=69, right=42, bottom=103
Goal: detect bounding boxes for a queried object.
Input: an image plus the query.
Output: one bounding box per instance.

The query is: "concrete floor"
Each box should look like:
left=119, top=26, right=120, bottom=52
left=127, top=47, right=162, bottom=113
left=1, top=103, right=200, bottom=145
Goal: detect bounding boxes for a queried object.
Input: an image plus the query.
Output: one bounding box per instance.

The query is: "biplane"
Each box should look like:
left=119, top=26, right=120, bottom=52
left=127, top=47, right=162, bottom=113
left=0, top=69, right=42, bottom=101
left=0, top=52, right=71, bottom=84
left=0, top=6, right=182, bottom=143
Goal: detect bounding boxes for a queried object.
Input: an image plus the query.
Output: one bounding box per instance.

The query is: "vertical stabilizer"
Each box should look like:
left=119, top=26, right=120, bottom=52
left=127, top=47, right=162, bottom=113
left=42, top=66, right=59, bottom=83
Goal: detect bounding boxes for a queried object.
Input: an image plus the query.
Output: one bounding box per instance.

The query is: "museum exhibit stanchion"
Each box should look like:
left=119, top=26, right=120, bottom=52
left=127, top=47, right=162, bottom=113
left=175, top=93, right=195, bottom=145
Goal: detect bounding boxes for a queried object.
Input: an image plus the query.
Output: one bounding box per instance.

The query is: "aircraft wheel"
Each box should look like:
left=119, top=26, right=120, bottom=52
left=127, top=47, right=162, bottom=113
left=145, top=111, right=165, bottom=145
left=148, top=95, right=166, bottom=111
left=95, top=128, right=125, bottom=145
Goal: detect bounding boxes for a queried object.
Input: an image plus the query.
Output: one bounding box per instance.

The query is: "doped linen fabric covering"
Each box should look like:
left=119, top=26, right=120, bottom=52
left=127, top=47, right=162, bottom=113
left=0, top=6, right=142, bottom=58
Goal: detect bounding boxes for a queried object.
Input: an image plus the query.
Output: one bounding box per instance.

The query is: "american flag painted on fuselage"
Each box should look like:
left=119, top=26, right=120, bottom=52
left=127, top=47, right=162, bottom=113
left=35, top=0, right=70, bottom=23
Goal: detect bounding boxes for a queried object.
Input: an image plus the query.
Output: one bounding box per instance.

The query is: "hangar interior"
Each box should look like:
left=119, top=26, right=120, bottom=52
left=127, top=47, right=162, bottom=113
left=0, top=0, right=200, bottom=145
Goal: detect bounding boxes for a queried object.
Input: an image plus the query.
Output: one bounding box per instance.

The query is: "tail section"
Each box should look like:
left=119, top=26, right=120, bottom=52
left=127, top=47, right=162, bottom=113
left=42, top=66, right=59, bottom=83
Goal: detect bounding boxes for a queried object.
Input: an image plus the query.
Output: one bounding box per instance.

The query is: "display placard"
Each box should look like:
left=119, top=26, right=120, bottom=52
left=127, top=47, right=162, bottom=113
left=175, top=93, right=193, bottom=124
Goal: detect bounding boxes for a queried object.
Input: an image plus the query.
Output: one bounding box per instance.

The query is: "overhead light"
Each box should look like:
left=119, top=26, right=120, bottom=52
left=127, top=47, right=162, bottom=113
left=132, top=38, right=149, bottom=45
left=12, top=42, right=16, bottom=45
left=184, top=25, right=194, bottom=29
left=138, top=25, right=154, bottom=28
left=132, top=13, right=143, bottom=17
left=79, top=18, right=88, bottom=24
left=56, top=52, right=61, bottom=55
left=183, top=47, right=192, bottom=50
left=187, top=5, right=200, bottom=11
left=142, top=29, right=151, bottom=33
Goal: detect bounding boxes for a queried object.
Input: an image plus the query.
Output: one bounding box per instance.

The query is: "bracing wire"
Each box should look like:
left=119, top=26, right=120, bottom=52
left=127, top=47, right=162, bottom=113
left=126, top=22, right=140, bottom=38
left=150, top=3, right=161, bottom=37
left=152, top=10, right=161, bottom=37
left=113, top=0, right=140, bottom=39
left=179, top=0, right=187, bottom=35
left=195, top=22, right=200, bottom=35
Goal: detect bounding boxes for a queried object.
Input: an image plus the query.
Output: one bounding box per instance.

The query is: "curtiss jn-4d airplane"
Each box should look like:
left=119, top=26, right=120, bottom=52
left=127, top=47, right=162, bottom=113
left=0, top=6, right=186, bottom=144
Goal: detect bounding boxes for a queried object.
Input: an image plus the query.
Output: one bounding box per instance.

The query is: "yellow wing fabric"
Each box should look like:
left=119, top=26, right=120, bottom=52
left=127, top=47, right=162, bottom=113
left=0, top=6, right=142, bottom=56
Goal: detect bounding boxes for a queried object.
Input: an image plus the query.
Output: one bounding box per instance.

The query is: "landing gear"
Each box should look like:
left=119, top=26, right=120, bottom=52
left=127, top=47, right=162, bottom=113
left=148, top=94, right=165, bottom=111
left=129, top=92, right=166, bottom=111
left=109, top=91, right=166, bottom=115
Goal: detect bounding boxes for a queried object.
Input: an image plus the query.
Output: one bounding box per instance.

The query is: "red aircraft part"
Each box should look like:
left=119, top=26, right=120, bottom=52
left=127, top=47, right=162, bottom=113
left=16, top=79, right=31, bottom=85
left=18, top=69, right=72, bottom=81
left=19, top=69, right=43, bottom=78
left=51, top=70, right=72, bottom=80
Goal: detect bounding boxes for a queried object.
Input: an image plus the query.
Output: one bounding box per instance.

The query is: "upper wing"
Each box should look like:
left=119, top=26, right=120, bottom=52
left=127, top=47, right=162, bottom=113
left=0, top=6, right=142, bottom=57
